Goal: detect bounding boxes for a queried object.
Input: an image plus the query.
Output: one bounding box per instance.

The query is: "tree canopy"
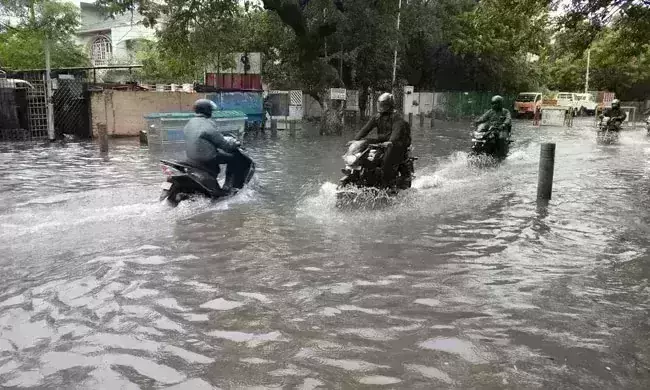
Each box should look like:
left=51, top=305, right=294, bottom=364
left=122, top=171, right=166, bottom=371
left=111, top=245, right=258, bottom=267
left=12, top=0, right=648, bottom=100
left=0, top=0, right=88, bottom=69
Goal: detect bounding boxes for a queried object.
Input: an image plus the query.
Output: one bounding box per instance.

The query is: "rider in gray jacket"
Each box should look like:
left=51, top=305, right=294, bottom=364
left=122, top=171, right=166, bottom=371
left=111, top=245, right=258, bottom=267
left=184, top=99, right=246, bottom=191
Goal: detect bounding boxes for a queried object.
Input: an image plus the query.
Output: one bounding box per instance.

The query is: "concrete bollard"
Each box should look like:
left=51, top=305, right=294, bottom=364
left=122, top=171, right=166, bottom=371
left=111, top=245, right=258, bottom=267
left=419, top=113, right=425, bottom=129
left=289, top=120, right=296, bottom=137
left=97, top=122, right=109, bottom=154
left=139, top=130, right=148, bottom=145
left=408, top=113, right=413, bottom=126
left=537, top=143, right=556, bottom=200
left=431, top=114, right=435, bottom=128
left=270, top=118, right=278, bottom=132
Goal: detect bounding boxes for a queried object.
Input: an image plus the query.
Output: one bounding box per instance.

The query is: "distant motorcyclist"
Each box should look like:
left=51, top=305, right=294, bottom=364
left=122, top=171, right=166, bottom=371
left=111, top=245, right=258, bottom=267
left=353, top=92, right=412, bottom=187
left=599, top=99, right=626, bottom=129
left=184, top=99, right=249, bottom=192
left=475, top=95, right=512, bottom=136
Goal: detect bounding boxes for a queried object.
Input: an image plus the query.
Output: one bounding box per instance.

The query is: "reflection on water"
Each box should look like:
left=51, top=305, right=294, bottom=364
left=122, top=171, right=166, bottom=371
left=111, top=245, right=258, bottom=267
left=0, top=119, right=649, bottom=388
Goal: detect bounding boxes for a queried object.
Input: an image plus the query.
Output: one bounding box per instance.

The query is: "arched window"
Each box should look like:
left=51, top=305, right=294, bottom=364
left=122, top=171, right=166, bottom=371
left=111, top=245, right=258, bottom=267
left=91, top=35, right=112, bottom=66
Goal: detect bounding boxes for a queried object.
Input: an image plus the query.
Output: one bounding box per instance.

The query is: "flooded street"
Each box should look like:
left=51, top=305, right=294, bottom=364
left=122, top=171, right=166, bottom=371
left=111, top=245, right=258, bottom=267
left=1, top=118, right=649, bottom=389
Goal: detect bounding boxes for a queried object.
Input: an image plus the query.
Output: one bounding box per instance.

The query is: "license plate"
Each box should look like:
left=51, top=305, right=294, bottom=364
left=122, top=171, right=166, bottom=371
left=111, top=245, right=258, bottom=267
left=161, top=181, right=172, bottom=190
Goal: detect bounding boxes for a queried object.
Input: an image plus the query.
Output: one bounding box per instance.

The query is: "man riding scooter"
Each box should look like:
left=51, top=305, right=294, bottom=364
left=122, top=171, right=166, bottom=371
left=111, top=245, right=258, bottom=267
left=599, top=99, right=626, bottom=131
left=183, top=99, right=251, bottom=193
left=472, top=95, right=512, bottom=158
left=353, top=92, right=412, bottom=188
left=475, top=95, right=512, bottom=136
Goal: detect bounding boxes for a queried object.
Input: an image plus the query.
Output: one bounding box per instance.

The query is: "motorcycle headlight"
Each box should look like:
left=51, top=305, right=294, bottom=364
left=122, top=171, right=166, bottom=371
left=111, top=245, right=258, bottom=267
left=367, top=150, right=377, bottom=161
left=344, top=154, right=358, bottom=165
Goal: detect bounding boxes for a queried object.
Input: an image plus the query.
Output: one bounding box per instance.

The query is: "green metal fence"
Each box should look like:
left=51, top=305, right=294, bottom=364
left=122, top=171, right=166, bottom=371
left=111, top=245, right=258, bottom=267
left=437, top=92, right=518, bottom=120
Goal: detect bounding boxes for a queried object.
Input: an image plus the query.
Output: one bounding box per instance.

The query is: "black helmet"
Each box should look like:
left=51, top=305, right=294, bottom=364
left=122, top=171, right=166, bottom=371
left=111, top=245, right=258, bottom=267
left=193, top=99, right=217, bottom=118
left=491, top=95, right=504, bottom=110
left=611, top=99, right=620, bottom=109
left=377, top=92, right=395, bottom=114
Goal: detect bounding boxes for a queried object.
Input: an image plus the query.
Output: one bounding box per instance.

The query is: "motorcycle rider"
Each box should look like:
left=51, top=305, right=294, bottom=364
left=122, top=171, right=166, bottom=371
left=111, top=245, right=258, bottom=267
left=599, top=99, right=626, bottom=129
left=353, top=92, right=412, bottom=188
left=184, top=99, right=250, bottom=192
left=475, top=95, right=512, bottom=136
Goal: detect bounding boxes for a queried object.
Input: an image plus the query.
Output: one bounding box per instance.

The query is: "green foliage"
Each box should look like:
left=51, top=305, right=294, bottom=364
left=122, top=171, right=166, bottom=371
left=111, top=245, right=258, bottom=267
left=0, top=0, right=88, bottom=69
left=548, top=26, right=650, bottom=99
left=450, top=0, right=550, bottom=92
left=453, top=0, right=548, bottom=58
left=0, top=0, right=80, bottom=39
left=94, top=0, right=650, bottom=100
left=132, top=40, right=202, bottom=82
left=0, top=28, right=88, bottom=69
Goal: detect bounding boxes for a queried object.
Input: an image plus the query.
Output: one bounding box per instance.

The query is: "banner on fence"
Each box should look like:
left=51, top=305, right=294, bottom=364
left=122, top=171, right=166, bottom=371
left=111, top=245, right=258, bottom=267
left=540, top=106, right=568, bottom=126
left=330, top=88, right=346, bottom=100
left=403, top=86, right=415, bottom=115
left=267, top=91, right=289, bottom=116
left=290, top=90, right=303, bottom=106
left=346, top=90, right=359, bottom=111
left=289, top=105, right=303, bottom=119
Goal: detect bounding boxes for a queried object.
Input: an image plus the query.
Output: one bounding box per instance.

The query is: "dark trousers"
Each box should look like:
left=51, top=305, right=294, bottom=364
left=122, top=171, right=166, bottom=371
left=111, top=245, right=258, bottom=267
left=382, top=143, right=408, bottom=186
left=210, top=151, right=252, bottom=189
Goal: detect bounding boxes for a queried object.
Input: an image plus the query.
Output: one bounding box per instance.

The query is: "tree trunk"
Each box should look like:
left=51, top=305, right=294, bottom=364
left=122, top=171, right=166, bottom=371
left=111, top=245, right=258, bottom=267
left=319, top=90, right=343, bottom=136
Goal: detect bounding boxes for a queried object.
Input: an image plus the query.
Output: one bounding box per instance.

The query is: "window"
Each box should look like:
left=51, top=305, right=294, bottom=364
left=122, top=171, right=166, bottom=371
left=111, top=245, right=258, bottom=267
left=91, top=35, right=112, bottom=66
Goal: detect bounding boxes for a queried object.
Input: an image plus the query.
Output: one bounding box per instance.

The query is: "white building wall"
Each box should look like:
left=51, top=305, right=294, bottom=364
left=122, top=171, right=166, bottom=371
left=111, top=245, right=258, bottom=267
left=111, top=24, right=155, bottom=64
left=77, top=3, right=156, bottom=66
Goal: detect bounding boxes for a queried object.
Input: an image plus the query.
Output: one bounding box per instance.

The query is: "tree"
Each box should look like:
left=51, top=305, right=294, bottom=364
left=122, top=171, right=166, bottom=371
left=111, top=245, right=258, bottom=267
left=559, top=2, right=650, bottom=54
left=451, top=0, right=550, bottom=92
left=1, top=0, right=80, bottom=38
left=0, top=29, right=88, bottom=69
left=548, top=26, right=650, bottom=100
left=0, top=0, right=88, bottom=69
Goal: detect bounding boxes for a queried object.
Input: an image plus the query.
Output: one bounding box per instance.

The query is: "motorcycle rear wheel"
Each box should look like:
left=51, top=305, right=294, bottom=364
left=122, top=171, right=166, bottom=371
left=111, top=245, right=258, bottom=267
left=160, top=188, right=190, bottom=208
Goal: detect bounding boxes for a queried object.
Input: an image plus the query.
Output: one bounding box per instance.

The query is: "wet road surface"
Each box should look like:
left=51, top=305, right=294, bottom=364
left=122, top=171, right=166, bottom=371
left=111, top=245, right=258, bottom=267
left=0, top=118, right=649, bottom=389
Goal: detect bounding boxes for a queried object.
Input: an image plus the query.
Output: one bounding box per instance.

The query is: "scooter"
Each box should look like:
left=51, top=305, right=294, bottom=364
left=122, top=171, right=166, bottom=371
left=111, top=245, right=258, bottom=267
left=597, top=116, right=621, bottom=144
left=470, top=123, right=511, bottom=160
left=159, top=134, right=255, bottom=207
left=336, top=139, right=416, bottom=208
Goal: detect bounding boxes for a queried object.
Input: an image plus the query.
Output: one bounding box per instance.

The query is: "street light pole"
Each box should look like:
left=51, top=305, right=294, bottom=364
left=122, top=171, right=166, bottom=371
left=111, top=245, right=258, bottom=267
left=391, top=0, right=402, bottom=88
left=45, top=37, right=55, bottom=141
left=584, top=49, right=590, bottom=94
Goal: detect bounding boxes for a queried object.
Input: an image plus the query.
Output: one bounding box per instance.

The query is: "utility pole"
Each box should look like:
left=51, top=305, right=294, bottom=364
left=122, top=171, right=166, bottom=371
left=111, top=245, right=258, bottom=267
left=45, top=37, right=55, bottom=141
left=584, top=49, right=591, bottom=94
left=391, top=0, right=402, bottom=88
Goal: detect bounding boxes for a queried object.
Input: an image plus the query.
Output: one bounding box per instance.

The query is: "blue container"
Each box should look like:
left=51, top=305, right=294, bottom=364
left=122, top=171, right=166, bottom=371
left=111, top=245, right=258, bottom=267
left=207, top=91, right=264, bottom=128
left=144, top=110, right=247, bottom=153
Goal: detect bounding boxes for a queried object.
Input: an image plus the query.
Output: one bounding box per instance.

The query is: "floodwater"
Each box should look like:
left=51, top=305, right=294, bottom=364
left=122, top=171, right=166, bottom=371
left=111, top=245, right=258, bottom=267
left=1, top=118, right=649, bottom=389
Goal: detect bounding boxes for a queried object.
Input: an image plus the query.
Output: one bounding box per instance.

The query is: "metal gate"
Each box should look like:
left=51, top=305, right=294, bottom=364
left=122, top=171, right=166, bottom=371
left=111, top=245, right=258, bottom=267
left=0, top=74, right=36, bottom=141
left=1, top=70, right=92, bottom=141
left=25, top=74, right=49, bottom=140
left=53, top=77, right=92, bottom=139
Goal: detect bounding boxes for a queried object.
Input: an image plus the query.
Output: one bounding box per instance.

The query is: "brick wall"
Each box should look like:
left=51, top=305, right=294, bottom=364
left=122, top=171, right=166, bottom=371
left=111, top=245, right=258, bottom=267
left=91, top=90, right=202, bottom=136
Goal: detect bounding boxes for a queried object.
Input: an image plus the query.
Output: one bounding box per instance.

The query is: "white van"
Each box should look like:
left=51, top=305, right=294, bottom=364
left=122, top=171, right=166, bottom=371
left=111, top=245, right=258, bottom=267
left=574, top=93, right=598, bottom=115
left=556, top=92, right=580, bottom=115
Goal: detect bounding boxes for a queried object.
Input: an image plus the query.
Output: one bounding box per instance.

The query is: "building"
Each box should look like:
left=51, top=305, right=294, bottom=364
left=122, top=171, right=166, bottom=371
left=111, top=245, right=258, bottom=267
left=76, top=2, right=155, bottom=67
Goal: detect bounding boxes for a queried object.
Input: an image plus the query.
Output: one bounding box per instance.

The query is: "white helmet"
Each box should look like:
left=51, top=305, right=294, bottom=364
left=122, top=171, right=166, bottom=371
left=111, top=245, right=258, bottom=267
left=377, top=92, right=395, bottom=113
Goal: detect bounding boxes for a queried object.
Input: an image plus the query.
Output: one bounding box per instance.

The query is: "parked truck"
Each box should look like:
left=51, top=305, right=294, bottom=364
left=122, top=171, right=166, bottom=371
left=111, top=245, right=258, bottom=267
left=513, top=92, right=543, bottom=118
left=555, top=92, right=581, bottom=116
left=574, top=93, right=598, bottom=116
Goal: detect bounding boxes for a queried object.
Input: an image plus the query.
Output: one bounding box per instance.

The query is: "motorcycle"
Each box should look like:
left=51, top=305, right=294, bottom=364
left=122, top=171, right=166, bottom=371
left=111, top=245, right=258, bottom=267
left=159, top=134, right=255, bottom=207
left=335, top=139, right=416, bottom=208
left=597, top=116, right=621, bottom=144
left=470, top=123, right=511, bottom=160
